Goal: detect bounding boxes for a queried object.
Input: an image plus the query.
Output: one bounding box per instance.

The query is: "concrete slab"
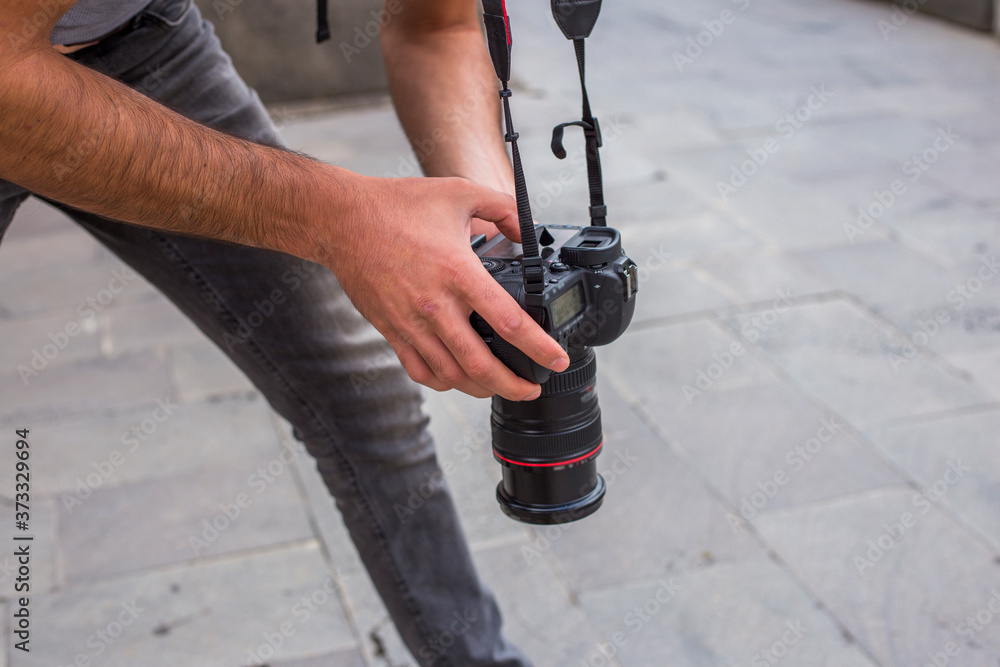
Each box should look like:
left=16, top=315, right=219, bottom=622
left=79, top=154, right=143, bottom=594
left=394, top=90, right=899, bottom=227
left=756, top=489, right=1000, bottom=666
left=15, top=543, right=357, bottom=667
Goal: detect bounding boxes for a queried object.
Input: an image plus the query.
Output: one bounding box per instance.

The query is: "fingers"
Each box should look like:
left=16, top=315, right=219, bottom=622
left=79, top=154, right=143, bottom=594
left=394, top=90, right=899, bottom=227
left=463, top=183, right=521, bottom=243
left=430, top=300, right=543, bottom=401
left=394, top=329, right=525, bottom=400
left=389, top=340, right=449, bottom=393
left=458, top=264, right=570, bottom=375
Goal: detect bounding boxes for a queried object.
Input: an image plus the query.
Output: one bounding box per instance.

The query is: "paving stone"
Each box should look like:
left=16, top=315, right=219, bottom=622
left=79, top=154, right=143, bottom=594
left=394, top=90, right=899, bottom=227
left=57, top=459, right=314, bottom=583
left=16, top=543, right=356, bottom=667
left=939, top=344, right=1000, bottom=400
left=475, top=542, right=621, bottom=667
left=922, top=138, right=1000, bottom=206
left=697, top=250, right=836, bottom=304
left=794, top=241, right=1000, bottom=354
left=330, top=567, right=413, bottom=666
left=0, top=226, right=155, bottom=319
left=1, top=393, right=284, bottom=498
left=886, top=202, right=1000, bottom=268
left=578, top=558, right=877, bottom=667
left=644, top=380, right=903, bottom=519
left=0, top=309, right=102, bottom=372
left=600, top=318, right=778, bottom=413
left=169, top=341, right=255, bottom=403
left=105, top=297, right=207, bottom=355
left=2, top=196, right=77, bottom=243
left=722, top=299, right=992, bottom=427
left=867, top=408, right=1000, bottom=550
left=273, top=650, right=366, bottom=667
left=534, top=406, right=764, bottom=591
left=631, top=265, right=736, bottom=324
left=620, top=212, right=760, bottom=264
left=793, top=240, right=956, bottom=317
left=755, top=489, right=1000, bottom=667
left=0, top=350, right=174, bottom=422
left=274, top=413, right=410, bottom=665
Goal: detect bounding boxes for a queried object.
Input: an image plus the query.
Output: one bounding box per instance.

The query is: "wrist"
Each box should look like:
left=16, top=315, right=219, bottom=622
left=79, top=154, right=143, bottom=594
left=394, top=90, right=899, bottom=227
left=280, top=160, right=362, bottom=268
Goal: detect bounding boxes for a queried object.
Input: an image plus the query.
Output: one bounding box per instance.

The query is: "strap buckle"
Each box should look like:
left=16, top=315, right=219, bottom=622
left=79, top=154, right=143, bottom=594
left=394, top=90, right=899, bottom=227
left=522, top=257, right=545, bottom=294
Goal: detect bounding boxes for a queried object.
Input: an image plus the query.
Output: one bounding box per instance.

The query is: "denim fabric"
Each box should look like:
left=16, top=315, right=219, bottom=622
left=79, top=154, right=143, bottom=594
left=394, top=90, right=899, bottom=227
left=0, top=2, right=530, bottom=664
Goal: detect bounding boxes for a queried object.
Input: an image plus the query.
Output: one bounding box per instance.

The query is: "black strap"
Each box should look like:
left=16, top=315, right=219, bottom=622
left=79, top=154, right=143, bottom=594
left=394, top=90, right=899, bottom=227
left=482, top=0, right=544, bottom=295
left=316, top=0, right=330, bottom=43
left=550, top=39, right=606, bottom=226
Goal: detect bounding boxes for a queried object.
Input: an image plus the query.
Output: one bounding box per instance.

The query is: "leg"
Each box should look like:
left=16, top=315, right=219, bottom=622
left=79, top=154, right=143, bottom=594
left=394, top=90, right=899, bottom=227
left=2, top=0, right=529, bottom=664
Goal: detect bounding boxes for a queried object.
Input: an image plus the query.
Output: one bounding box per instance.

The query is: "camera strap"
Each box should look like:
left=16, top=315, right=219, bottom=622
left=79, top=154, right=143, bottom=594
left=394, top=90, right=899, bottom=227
left=549, top=0, right=606, bottom=227
left=481, top=0, right=606, bottom=298
left=481, top=0, right=544, bottom=295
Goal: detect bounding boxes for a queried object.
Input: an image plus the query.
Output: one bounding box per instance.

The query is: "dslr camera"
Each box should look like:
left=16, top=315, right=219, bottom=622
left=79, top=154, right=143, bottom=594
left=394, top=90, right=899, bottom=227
left=472, top=0, right=638, bottom=524
left=472, top=226, right=638, bottom=524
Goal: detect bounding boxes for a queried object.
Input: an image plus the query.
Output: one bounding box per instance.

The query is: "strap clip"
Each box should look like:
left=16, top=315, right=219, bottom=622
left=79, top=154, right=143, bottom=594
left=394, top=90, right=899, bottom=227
left=522, top=257, right=545, bottom=293
left=550, top=117, right=601, bottom=159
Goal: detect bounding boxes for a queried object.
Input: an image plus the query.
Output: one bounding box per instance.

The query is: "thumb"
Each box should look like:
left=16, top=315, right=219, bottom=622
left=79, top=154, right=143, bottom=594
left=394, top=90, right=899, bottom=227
left=467, top=186, right=521, bottom=243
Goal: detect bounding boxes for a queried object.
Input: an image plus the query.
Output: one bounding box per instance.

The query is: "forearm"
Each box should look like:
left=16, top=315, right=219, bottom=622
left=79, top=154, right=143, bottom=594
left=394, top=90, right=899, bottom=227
left=0, top=48, right=350, bottom=264
left=381, top=17, right=514, bottom=195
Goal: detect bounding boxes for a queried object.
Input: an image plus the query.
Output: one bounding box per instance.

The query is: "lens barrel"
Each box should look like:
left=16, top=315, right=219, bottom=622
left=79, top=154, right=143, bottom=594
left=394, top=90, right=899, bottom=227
left=492, top=348, right=605, bottom=524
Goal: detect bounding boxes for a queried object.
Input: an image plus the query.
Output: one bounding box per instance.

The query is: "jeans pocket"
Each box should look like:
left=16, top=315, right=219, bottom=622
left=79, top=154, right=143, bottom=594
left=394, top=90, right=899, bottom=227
left=142, top=0, right=194, bottom=29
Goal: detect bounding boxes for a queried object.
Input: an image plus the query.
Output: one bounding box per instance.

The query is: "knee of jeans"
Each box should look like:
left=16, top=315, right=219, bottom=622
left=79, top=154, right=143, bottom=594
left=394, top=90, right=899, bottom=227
left=291, top=396, right=435, bottom=472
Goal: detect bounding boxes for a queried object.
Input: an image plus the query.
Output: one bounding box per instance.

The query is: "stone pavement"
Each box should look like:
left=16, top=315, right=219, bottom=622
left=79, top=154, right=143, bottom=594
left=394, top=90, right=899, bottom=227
left=3, top=0, right=1000, bottom=665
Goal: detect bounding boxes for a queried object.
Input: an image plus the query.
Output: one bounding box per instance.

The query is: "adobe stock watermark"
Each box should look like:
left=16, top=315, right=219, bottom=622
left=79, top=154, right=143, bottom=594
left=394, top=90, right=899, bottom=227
left=726, top=416, right=842, bottom=532
left=60, top=398, right=179, bottom=513
left=415, top=609, right=479, bottom=665
left=853, top=458, right=969, bottom=576
left=673, top=0, right=753, bottom=72
left=221, top=260, right=320, bottom=352
left=578, top=579, right=680, bottom=667
left=55, top=599, right=144, bottom=667
left=188, top=438, right=307, bottom=556
left=5, top=0, right=75, bottom=52
left=243, top=574, right=346, bottom=666
left=380, top=82, right=496, bottom=180
left=918, top=589, right=1000, bottom=667
left=888, top=255, right=999, bottom=372
left=16, top=265, right=137, bottom=385
left=338, top=0, right=405, bottom=63
left=716, top=86, right=833, bottom=201
left=878, top=0, right=930, bottom=40
left=683, top=289, right=796, bottom=404
left=844, top=126, right=959, bottom=243
left=748, top=619, right=808, bottom=667
left=530, top=114, right=628, bottom=214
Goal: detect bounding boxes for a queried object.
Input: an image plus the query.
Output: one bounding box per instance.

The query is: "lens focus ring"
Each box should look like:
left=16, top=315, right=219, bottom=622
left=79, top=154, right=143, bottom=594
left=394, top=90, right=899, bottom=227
left=540, top=352, right=597, bottom=396
left=492, top=413, right=602, bottom=462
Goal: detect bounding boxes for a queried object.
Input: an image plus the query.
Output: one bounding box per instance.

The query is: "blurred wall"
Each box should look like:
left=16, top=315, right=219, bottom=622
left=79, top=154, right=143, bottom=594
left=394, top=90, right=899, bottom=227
left=882, top=0, right=994, bottom=30
left=193, top=0, right=389, bottom=104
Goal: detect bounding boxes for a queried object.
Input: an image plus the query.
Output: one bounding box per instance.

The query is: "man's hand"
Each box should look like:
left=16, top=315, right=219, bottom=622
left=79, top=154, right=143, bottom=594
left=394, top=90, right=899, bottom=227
left=325, top=175, right=568, bottom=401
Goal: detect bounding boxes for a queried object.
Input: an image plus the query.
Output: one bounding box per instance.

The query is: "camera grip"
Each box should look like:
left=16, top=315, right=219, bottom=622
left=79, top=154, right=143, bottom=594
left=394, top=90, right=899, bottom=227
left=471, top=314, right=553, bottom=385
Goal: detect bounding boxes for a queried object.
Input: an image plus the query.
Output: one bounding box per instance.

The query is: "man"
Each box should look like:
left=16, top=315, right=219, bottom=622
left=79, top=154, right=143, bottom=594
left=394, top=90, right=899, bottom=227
left=0, top=0, right=569, bottom=664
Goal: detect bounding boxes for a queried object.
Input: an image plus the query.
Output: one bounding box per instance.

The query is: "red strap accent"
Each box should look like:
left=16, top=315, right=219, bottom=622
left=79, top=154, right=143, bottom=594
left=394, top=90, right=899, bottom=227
left=500, top=0, right=511, bottom=44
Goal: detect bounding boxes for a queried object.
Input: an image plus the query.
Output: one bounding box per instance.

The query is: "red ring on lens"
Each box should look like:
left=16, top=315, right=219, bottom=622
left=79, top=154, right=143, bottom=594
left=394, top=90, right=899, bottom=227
left=493, top=442, right=602, bottom=468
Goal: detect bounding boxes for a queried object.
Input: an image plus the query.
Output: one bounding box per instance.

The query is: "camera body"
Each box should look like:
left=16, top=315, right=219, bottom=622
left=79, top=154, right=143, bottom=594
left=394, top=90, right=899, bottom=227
left=471, top=224, right=638, bottom=380
left=471, top=224, right=638, bottom=525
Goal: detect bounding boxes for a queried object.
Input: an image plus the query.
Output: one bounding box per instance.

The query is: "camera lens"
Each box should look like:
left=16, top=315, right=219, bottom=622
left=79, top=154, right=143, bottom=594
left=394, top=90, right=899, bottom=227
left=492, top=347, right=605, bottom=524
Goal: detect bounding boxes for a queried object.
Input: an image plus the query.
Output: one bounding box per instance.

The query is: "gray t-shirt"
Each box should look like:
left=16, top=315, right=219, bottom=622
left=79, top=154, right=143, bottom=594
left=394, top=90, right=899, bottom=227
left=51, top=0, right=150, bottom=46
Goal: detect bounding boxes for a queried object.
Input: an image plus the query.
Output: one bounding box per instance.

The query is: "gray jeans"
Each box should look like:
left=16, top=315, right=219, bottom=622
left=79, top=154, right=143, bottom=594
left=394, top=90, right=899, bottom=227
left=0, top=1, right=528, bottom=665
